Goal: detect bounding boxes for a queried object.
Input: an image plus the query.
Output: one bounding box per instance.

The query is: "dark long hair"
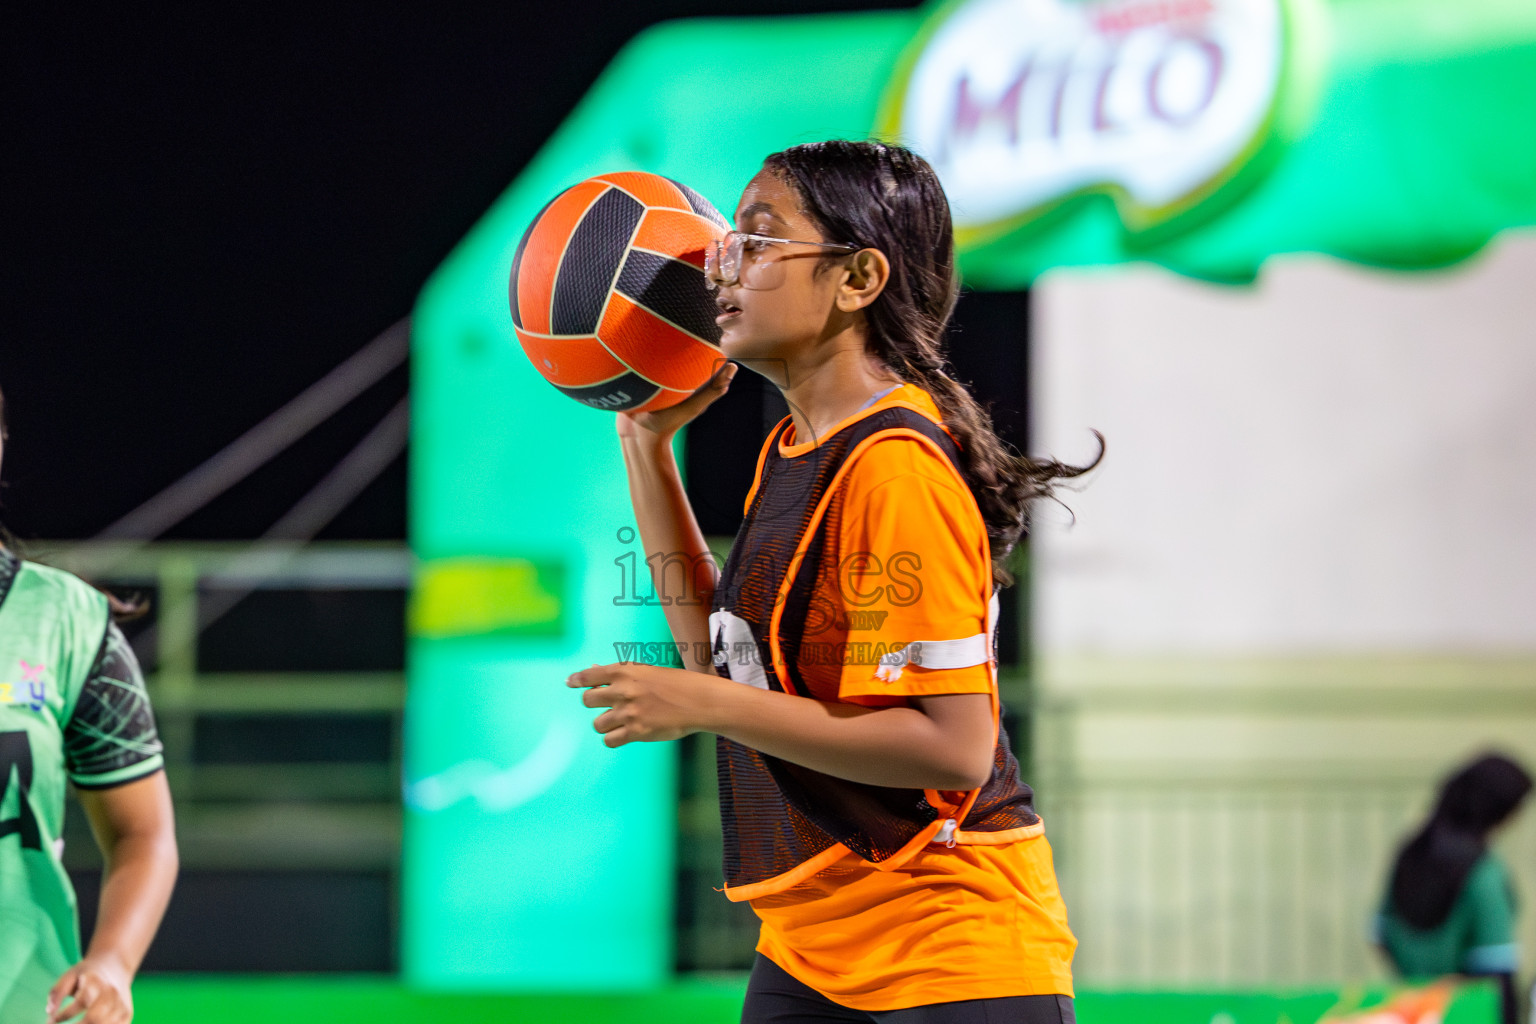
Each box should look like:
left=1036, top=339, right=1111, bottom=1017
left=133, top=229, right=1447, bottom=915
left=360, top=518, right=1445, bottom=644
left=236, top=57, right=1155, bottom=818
left=1387, top=753, right=1531, bottom=929
left=763, top=140, right=1101, bottom=585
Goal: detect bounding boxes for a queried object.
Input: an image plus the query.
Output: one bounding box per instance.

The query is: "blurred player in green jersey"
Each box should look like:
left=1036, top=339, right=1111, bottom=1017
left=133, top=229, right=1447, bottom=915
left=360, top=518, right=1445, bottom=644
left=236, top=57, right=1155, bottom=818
left=0, top=383, right=178, bottom=1024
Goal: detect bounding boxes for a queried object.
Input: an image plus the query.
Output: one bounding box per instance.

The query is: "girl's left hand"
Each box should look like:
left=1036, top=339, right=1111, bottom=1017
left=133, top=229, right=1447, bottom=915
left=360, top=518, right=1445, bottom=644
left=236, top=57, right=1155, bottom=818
left=567, top=663, right=726, bottom=747
left=48, top=955, right=132, bottom=1024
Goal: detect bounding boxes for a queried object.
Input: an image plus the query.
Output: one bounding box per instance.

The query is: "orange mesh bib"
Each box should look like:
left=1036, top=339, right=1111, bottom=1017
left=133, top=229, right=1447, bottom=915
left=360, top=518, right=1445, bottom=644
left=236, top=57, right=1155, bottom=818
left=710, top=405, right=1039, bottom=900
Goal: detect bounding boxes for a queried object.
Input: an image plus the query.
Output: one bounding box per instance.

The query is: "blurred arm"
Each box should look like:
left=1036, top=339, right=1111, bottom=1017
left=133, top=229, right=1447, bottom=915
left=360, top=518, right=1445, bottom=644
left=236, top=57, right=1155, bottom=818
left=77, top=772, right=179, bottom=979
left=615, top=363, right=736, bottom=673
left=48, top=772, right=177, bottom=1022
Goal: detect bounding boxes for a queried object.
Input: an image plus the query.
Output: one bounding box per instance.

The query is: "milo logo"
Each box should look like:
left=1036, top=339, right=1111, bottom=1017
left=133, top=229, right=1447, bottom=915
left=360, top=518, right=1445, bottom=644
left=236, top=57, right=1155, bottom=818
left=881, top=0, right=1289, bottom=237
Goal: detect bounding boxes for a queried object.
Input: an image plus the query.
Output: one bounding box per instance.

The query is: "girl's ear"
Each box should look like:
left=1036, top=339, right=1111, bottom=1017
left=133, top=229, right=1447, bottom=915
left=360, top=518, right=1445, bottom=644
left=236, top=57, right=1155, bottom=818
left=835, top=249, right=891, bottom=312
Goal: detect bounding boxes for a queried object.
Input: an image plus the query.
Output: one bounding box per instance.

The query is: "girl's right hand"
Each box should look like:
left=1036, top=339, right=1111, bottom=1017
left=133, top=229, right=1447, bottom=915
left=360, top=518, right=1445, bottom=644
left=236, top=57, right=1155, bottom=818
left=616, top=361, right=736, bottom=443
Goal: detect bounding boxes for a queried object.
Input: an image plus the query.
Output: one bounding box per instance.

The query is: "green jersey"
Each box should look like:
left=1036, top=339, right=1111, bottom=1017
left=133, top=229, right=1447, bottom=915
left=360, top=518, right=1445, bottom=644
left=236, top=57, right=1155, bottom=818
left=0, top=550, right=164, bottom=1023
left=1376, top=852, right=1521, bottom=978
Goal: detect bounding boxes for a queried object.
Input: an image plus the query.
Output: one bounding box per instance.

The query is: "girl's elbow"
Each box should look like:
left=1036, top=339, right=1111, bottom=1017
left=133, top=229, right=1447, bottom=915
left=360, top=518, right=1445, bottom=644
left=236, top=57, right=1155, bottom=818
left=935, top=754, right=992, bottom=791
left=959, top=765, right=993, bottom=791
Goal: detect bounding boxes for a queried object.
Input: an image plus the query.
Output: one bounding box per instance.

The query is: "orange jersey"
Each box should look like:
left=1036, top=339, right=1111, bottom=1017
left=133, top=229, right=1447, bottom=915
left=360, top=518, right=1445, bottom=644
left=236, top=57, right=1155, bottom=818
left=744, top=384, right=1076, bottom=1010
left=753, top=838, right=1076, bottom=1011
left=777, top=391, right=994, bottom=708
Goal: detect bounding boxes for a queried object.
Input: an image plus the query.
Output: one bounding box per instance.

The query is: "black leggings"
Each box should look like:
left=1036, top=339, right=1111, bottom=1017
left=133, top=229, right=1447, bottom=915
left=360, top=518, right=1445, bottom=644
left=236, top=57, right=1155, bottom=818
left=742, top=954, right=1076, bottom=1024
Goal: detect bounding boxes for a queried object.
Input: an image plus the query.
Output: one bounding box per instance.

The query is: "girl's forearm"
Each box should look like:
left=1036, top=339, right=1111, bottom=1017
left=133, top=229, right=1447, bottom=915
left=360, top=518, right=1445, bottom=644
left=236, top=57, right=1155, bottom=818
left=620, top=434, right=717, bottom=670
left=85, top=831, right=178, bottom=976
left=701, top=681, right=993, bottom=790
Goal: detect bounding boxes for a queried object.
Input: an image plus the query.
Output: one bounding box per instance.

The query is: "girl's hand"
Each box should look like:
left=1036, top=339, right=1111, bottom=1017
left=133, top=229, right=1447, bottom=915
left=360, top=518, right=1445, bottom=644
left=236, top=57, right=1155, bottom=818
left=48, top=955, right=133, bottom=1024
left=615, top=361, right=736, bottom=443
left=567, top=662, right=727, bottom=746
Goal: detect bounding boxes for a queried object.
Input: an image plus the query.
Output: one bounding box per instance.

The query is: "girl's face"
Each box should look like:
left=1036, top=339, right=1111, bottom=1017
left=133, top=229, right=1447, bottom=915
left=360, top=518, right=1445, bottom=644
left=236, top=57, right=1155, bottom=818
left=713, top=169, right=851, bottom=372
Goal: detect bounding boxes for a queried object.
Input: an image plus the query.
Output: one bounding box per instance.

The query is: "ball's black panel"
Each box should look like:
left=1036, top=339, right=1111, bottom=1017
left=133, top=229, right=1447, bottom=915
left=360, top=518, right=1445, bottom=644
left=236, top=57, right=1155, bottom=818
left=553, top=369, right=660, bottom=412
left=668, top=178, right=730, bottom=231
left=508, top=193, right=557, bottom=330
left=614, top=249, right=723, bottom=344
left=551, top=187, right=644, bottom=335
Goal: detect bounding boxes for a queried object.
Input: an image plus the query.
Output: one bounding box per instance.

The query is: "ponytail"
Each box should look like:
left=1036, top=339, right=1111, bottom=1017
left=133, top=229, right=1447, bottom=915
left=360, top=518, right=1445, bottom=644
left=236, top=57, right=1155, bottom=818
left=901, top=362, right=1100, bottom=585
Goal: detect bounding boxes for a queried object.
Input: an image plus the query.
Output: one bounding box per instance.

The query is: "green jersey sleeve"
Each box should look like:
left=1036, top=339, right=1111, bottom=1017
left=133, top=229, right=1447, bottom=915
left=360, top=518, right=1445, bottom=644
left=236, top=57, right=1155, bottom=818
left=1461, top=854, right=1519, bottom=974
left=64, top=621, right=164, bottom=789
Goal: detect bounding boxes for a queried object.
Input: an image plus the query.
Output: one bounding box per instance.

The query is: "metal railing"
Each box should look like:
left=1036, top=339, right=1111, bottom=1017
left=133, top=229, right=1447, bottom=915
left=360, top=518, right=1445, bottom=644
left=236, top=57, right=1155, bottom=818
left=37, top=541, right=410, bottom=873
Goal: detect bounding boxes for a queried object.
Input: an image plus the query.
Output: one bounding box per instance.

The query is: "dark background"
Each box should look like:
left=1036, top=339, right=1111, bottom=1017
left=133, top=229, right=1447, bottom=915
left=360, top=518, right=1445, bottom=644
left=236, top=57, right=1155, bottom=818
left=1, top=2, right=951, bottom=543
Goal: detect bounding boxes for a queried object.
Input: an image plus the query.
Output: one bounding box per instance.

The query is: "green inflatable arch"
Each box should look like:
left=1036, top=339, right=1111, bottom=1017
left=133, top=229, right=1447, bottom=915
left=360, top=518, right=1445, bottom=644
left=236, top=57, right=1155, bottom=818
left=404, top=0, right=1536, bottom=989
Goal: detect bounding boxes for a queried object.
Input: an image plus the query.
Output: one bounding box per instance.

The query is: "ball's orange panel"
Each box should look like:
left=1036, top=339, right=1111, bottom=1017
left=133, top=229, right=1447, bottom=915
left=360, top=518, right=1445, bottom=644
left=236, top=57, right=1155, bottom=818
left=599, top=292, right=723, bottom=392
left=593, top=171, right=690, bottom=212
left=630, top=209, right=721, bottom=270
left=516, top=180, right=608, bottom=335
left=514, top=327, right=628, bottom=388
left=631, top=387, right=691, bottom=413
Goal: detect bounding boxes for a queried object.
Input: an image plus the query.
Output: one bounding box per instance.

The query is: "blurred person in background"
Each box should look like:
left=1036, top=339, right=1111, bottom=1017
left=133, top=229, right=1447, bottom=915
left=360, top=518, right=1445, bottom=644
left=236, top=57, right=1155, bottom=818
left=0, top=382, right=178, bottom=1024
left=1376, top=752, right=1531, bottom=1024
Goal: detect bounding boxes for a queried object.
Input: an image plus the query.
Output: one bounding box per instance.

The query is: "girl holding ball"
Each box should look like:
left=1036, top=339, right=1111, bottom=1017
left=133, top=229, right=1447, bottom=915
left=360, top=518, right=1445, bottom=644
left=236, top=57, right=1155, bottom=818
left=569, top=140, right=1096, bottom=1023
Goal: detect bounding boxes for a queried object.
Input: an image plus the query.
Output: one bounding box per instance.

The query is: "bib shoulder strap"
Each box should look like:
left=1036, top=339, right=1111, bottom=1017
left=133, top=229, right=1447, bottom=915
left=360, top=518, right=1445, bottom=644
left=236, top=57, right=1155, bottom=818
left=742, top=415, right=796, bottom=514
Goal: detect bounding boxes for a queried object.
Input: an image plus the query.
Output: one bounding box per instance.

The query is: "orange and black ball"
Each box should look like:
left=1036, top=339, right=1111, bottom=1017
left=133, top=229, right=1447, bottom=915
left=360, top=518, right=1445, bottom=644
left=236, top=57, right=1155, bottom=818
left=509, top=171, right=729, bottom=413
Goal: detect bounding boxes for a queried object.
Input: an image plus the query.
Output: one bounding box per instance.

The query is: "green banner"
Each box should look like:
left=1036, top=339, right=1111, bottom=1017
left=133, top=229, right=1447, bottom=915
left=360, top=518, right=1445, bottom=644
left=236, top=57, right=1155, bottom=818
left=132, top=978, right=1499, bottom=1024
